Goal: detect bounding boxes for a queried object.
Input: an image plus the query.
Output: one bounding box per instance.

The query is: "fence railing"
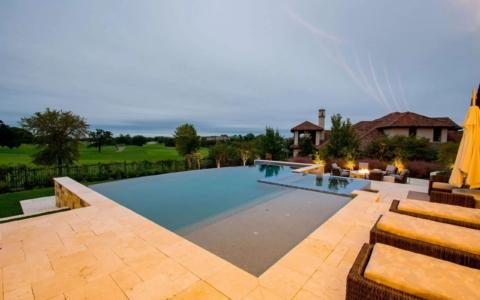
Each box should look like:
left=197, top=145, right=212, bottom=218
left=0, top=159, right=217, bottom=193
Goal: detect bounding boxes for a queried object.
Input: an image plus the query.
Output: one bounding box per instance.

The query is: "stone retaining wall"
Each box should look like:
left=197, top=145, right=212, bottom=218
left=54, top=178, right=90, bottom=209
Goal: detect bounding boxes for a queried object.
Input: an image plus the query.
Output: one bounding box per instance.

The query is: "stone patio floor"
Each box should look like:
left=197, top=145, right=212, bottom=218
left=0, top=177, right=428, bottom=300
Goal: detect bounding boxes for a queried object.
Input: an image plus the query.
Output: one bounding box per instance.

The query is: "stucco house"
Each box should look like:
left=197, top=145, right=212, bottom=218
left=353, top=111, right=461, bottom=150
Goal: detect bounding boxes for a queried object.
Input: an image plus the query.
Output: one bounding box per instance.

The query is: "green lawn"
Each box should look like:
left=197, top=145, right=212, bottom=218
left=0, top=143, right=208, bottom=166
left=0, top=187, right=54, bottom=218
left=0, top=143, right=209, bottom=219
left=0, top=179, right=121, bottom=218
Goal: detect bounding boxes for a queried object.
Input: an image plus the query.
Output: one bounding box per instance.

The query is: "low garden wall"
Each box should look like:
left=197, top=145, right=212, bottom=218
left=54, top=178, right=90, bottom=209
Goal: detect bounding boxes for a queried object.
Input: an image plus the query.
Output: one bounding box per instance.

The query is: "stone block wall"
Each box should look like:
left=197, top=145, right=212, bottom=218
left=54, top=180, right=89, bottom=209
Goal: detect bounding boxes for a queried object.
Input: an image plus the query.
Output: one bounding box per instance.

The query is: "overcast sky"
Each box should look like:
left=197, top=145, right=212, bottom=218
left=1, top=0, right=479, bottom=136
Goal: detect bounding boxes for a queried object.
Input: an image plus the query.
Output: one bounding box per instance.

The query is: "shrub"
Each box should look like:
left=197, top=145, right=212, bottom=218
left=257, top=127, right=286, bottom=160
left=131, top=135, right=148, bottom=146
left=355, top=158, right=388, bottom=170
left=437, top=142, right=459, bottom=167
left=364, top=135, right=437, bottom=161
left=405, top=160, right=445, bottom=179
left=325, top=114, right=359, bottom=159
left=0, top=181, right=10, bottom=193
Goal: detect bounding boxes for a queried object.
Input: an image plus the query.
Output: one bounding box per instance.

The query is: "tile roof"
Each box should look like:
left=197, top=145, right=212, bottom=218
left=353, top=112, right=460, bottom=148
left=291, top=121, right=323, bottom=132
left=375, top=112, right=460, bottom=129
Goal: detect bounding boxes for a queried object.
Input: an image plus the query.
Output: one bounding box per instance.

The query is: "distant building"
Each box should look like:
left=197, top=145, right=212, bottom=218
left=203, top=135, right=229, bottom=142
left=291, top=109, right=329, bottom=157
left=353, top=112, right=461, bottom=150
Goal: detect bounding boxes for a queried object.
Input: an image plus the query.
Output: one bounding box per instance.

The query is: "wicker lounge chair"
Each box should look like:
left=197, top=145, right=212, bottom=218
left=331, top=163, right=350, bottom=177
left=346, top=244, right=421, bottom=300
left=393, top=169, right=409, bottom=183
left=385, top=164, right=397, bottom=175
left=390, top=199, right=480, bottom=230
left=430, top=191, right=476, bottom=208
left=347, top=243, right=480, bottom=300
left=368, top=170, right=384, bottom=181
left=369, top=213, right=480, bottom=268
left=429, top=174, right=453, bottom=194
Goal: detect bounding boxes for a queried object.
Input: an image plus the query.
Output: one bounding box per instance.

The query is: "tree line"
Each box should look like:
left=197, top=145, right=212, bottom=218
left=173, top=124, right=288, bottom=168
left=0, top=108, right=290, bottom=167
left=2, top=108, right=455, bottom=170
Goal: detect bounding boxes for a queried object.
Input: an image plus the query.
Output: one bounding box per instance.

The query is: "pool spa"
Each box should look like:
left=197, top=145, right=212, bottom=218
left=91, top=162, right=370, bottom=276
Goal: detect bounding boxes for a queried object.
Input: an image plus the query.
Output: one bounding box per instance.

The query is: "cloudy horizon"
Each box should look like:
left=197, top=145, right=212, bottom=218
left=1, top=0, right=479, bottom=136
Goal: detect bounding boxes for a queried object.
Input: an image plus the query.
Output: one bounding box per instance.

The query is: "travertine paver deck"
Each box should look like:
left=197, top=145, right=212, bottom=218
left=0, top=177, right=428, bottom=299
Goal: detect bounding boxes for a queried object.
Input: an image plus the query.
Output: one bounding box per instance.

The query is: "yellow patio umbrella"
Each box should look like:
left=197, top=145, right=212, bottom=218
left=449, top=85, right=480, bottom=188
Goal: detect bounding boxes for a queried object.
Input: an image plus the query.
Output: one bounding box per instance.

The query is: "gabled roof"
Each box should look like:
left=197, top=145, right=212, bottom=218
left=374, top=112, right=460, bottom=129
left=353, top=112, right=460, bottom=146
left=291, top=121, right=323, bottom=132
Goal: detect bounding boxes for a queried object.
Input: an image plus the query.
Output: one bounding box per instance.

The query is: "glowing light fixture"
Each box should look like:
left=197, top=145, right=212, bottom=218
left=393, top=158, right=405, bottom=172
left=346, top=160, right=355, bottom=171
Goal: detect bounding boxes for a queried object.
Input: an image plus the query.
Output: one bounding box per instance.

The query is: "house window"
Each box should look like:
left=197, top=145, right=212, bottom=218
left=433, top=128, right=442, bottom=142
left=409, top=127, right=417, bottom=137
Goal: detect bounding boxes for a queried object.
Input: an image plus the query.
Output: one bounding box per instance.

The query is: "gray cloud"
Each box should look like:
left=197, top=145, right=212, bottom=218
left=0, top=0, right=479, bottom=136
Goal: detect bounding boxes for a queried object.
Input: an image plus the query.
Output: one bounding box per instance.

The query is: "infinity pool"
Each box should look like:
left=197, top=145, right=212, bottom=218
left=92, top=164, right=293, bottom=231
left=91, top=163, right=364, bottom=275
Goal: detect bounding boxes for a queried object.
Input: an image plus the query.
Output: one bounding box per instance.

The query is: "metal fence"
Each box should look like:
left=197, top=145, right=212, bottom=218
left=0, top=159, right=216, bottom=193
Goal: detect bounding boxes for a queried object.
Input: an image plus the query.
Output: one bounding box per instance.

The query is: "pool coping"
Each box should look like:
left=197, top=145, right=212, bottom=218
left=254, top=160, right=313, bottom=168
left=0, top=174, right=391, bottom=299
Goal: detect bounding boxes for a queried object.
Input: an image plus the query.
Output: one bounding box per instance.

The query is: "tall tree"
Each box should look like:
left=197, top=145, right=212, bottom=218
left=0, top=121, right=33, bottom=148
left=257, top=127, right=285, bottom=160
left=237, top=140, right=256, bottom=166
left=131, top=135, right=148, bottom=146
left=21, top=108, right=89, bottom=166
left=115, top=134, right=132, bottom=145
left=209, top=142, right=229, bottom=168
left=88, top=129, right=113, bottom=152
left=192, top=151, right=204, bottom=169
left=0, top=120, right=16, bottom=148
left=325, top=114, right=359, bottom=159
left=173, top=123, right=200, bottom=156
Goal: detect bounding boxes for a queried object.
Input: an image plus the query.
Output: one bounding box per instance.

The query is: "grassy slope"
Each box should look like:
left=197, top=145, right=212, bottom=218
left=0, top=143, right=209, bottom=166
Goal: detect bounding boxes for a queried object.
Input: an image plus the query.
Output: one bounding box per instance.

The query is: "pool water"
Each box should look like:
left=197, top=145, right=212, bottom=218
left=91, top=163, right=361, bottom=275
left=91, top=164, right=293, bottom=231
left=259, top=173, right=370, bottom=196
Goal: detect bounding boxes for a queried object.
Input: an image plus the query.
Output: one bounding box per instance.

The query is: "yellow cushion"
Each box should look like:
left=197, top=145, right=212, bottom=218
left=432, top=182, right=454, bottom=191
left=365, top=243, right=480, bottom=300
left=377, top=212, right=480, bottom=255
left=398, top=199, right=480, bottom=225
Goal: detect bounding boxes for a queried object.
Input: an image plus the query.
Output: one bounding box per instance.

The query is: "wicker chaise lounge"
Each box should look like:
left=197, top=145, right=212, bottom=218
left=347, top=243, right=480, bottom=300
left=430, top=191, right=476, bottom=208
left=369, top=212, right=480, bottom=268
left=390, top=199, right=480, bottom=229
